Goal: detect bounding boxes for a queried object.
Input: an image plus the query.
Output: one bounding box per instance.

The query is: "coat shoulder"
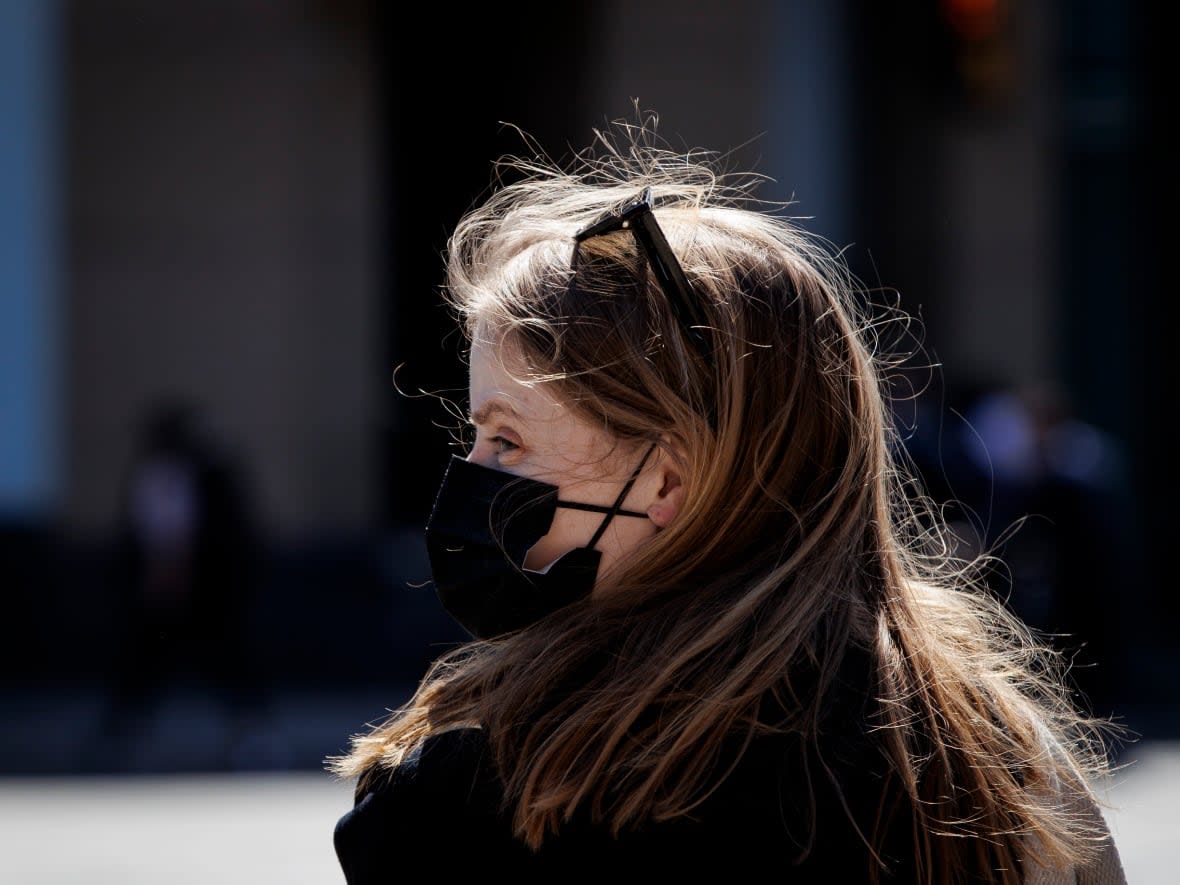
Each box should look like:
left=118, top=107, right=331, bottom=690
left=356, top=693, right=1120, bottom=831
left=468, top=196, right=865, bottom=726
left=333, top=728, right=527, bottom=883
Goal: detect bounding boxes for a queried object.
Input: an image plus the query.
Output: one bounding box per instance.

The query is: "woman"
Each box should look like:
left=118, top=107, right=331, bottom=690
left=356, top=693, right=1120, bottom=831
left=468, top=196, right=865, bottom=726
left=329, top=119, right=1126, bottom=883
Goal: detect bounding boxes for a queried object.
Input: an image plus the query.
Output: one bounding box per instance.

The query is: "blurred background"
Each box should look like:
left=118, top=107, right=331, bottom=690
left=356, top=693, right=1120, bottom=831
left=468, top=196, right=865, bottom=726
left=0, top=0, right=1173, bottom=881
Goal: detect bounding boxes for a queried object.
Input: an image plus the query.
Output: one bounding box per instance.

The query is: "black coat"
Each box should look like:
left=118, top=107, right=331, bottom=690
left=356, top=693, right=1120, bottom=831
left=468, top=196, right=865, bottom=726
left=334, top=725, right=926, bottom=882
left=332, top=654, right=1129, bottom=885
left=333, top=651, right=924, bottom=882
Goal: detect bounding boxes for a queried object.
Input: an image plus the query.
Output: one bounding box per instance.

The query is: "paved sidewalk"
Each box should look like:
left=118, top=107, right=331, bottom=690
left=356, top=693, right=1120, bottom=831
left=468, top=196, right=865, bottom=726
left=0, top=739, right=1175, bottom=883
left=1098, top=739, right=1180, bottom=885
left=0, top=770, right=352, bottom=884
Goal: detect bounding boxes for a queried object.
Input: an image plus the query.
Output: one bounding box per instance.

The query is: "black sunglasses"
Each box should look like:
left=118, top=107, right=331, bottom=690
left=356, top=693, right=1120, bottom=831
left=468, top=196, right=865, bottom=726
left=573, top=187, right=713, bottom=365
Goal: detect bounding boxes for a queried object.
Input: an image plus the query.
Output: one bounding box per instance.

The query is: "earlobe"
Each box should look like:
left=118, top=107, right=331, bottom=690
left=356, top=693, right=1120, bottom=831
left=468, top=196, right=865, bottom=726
left=647, top=466, right=684, bottom=529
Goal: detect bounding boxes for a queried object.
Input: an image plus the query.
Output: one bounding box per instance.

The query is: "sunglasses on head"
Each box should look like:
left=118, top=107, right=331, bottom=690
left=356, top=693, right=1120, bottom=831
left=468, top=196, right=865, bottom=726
left=573, top=187, right=713, bottom=365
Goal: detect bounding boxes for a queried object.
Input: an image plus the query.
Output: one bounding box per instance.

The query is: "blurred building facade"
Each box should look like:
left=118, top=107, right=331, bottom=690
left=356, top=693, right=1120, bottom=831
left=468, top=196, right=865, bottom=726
left=0, top=0, right=1167, bottom=771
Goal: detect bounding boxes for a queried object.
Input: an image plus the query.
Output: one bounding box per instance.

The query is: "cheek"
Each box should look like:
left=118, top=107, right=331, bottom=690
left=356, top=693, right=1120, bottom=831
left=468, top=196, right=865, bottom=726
left=523, top=508, right=602, bottom=570
left=602, top=513, right=658, bottom=551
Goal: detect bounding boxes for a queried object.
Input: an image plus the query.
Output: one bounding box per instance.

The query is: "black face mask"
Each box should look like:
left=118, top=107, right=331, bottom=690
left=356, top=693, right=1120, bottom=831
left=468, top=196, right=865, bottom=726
left=424, top=447, right=655, bottom=639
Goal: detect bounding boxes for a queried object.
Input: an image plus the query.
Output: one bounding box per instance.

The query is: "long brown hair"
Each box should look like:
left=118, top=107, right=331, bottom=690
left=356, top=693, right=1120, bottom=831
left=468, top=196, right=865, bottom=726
left=328, top=116, right=1120, bottom=882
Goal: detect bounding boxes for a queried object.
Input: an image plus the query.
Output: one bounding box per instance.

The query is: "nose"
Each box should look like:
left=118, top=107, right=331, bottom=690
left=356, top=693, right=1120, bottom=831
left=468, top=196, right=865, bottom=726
left=465, top=439, right=495, bottom=468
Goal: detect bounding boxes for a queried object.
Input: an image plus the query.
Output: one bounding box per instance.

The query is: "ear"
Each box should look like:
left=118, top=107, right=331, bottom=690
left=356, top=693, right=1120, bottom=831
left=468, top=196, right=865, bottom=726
left=646, top=459, right=684, bottom=529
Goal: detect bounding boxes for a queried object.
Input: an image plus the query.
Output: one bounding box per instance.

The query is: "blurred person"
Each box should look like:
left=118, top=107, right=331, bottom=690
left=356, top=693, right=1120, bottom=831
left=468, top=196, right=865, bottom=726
left=329, top=116, right=1126, bottom=882
left=94, top=396, right=272, bottom=770
left=956, top=382, right=1133, bottom=722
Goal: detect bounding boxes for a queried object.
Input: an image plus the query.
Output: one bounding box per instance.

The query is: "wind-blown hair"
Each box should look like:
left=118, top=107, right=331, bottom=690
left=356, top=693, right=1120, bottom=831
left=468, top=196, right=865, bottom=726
left=329, top=117, right=1120, bottom=883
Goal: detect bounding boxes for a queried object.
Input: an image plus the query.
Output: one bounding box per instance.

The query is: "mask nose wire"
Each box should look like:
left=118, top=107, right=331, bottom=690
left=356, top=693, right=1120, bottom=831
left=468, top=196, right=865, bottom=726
left=584, top=443, right=658, bottom=550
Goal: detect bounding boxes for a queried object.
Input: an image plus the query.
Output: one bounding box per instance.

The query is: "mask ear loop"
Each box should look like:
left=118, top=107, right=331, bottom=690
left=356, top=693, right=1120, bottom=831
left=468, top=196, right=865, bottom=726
left=584, top=444, right=657, bottom=550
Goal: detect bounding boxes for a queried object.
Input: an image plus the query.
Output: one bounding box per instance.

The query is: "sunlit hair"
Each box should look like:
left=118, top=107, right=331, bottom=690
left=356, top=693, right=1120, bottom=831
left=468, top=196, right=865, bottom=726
left=329, top=114, right=1121, bottom=883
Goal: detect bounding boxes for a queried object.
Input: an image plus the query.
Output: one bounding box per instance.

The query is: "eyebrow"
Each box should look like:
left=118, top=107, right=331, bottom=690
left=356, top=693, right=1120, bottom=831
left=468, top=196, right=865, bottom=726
left=469, top=400, right=523, bottom=425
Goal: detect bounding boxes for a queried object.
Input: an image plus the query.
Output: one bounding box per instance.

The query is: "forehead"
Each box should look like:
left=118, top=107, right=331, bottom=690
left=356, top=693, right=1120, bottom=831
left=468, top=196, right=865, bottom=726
left=467, top=333, right=565, bottom=423
left=466, top=330, right=633, bottom=474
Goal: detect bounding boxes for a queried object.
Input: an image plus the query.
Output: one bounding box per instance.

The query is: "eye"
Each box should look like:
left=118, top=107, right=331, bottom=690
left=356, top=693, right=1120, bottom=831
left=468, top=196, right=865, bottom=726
left=489, top=435, right=519, bottom=454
